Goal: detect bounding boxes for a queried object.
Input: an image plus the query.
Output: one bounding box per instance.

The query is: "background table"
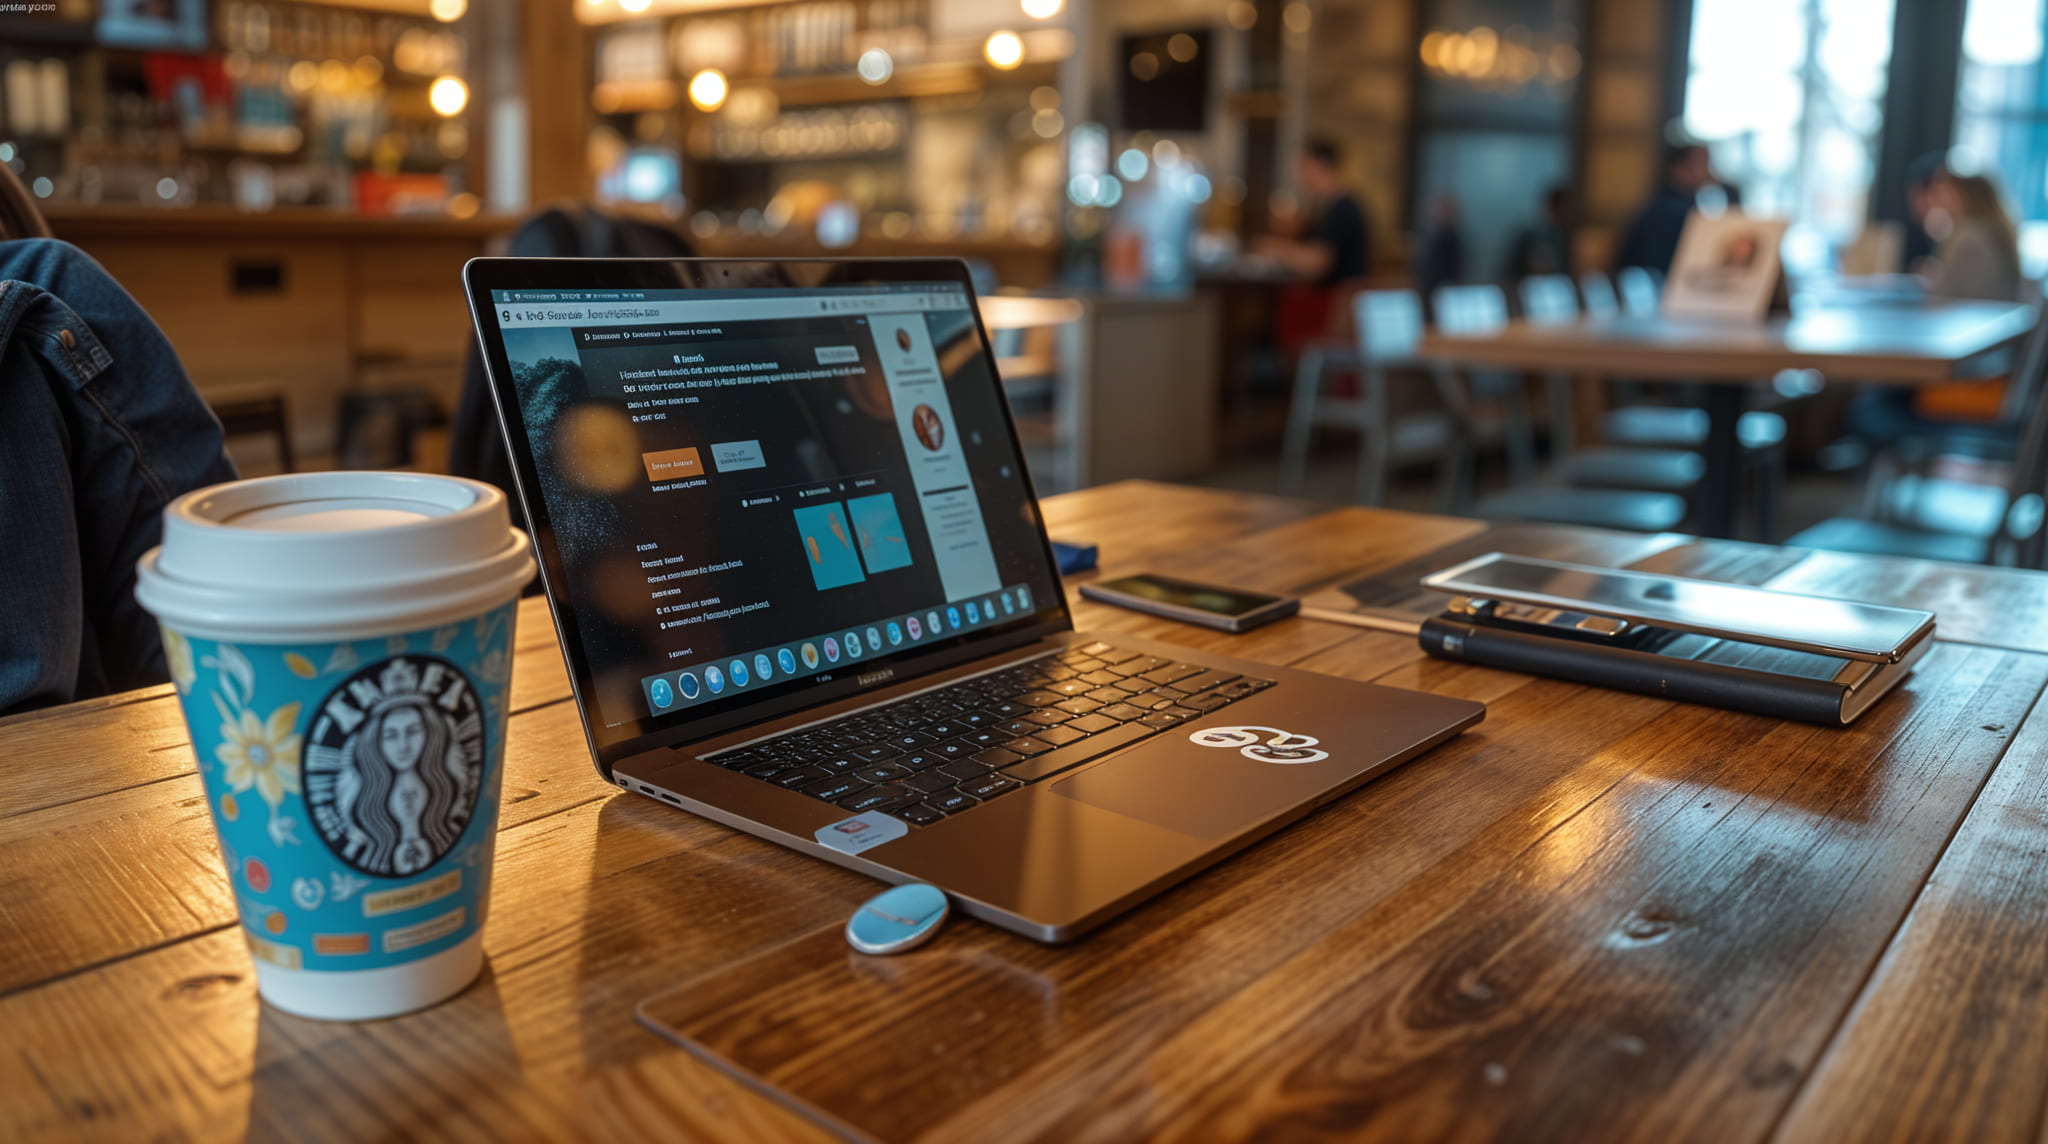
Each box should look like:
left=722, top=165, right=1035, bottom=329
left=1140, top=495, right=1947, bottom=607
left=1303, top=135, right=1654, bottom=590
left=1420, top=300, right=2036, bottom=537
left=9, top=480, right=2048, bottom=1140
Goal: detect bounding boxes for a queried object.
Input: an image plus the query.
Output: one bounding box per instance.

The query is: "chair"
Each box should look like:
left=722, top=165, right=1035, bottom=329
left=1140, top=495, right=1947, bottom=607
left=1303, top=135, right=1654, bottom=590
left=1789, top=309, right=2048, bottom=564
left=1470, top=483, right=1689, bottom=532
left=209, top=389, right=295, bottom=474
left=1281, top=289, right=1462, bottom=507
left=1617, top=267, right=1660, bottom=317
left=1578, top=270, right=1620, bottom=321
left=981, top=294, right=1085, bottom=493
left=1518, top=275, right=1579, bottom=327
left=1593, top=408, right=1789, bottom=542
left=1446, top=283, right=1704, bottom=511
left=1517, top=274, right=1713, bottom=500
left=1580, top=267, right=1791, bottom=537
left=337, top=388, right=447, bottom=470
left=1428, top=284, right=1687, bottom=531
left=1519, top=275, right=1582, bottom=456
left=1433, top=284, right=1537, bottom=483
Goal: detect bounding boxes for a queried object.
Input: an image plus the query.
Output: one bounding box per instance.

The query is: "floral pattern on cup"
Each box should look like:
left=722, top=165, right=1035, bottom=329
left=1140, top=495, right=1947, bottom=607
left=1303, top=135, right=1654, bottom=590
left=163, top=603, right=515, bottom=974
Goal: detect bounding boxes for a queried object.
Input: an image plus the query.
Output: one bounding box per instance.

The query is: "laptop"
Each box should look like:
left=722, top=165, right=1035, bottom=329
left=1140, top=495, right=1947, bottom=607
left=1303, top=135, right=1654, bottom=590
left=463, top=257, right=1484, bottom=941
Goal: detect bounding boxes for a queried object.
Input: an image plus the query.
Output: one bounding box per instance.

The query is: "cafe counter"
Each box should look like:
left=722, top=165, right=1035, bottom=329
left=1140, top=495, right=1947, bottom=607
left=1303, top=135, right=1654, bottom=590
left=45, top=206, right=506, bottom=468
left=39, top=206, right=1155, bottom=476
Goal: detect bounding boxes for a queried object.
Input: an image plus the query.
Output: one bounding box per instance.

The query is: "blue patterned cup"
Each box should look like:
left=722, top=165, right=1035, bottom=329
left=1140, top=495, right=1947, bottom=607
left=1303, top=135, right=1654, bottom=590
left=137, top=473, right=533, bottom=1020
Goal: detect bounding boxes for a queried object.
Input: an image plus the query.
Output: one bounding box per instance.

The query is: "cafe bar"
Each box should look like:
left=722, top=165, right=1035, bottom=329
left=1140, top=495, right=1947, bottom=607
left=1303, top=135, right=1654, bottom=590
left=6, top=0, right=2048, bottom=1139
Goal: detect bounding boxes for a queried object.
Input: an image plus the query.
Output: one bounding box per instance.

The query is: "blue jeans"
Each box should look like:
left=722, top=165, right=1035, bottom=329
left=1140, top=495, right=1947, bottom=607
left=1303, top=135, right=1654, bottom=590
left=0, top=239, right=235, bottom=716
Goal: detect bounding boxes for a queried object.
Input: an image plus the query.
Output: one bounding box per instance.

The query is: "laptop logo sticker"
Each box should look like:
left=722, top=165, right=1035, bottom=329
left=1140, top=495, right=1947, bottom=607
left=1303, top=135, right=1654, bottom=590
left=815, top=811, right=909, bottom=855
left=1188, top=725, right=1330, bottom=764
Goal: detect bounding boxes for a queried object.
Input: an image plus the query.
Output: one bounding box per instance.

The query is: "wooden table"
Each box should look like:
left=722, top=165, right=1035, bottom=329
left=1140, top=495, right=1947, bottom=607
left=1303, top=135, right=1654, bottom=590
left=10, top=480, right=2048, bottom=1141
left=1420, top=300, right=2036, bottom=538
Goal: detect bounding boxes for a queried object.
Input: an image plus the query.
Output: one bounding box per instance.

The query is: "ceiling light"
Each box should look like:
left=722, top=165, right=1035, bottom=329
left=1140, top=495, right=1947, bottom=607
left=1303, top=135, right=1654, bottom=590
left=429, top=75, right=468, bottom=116
left=857, top=49, right=893, bottom=84
left=985, top=31, right=1025, bottom=70
left=688, top=68, right=729, bottom=112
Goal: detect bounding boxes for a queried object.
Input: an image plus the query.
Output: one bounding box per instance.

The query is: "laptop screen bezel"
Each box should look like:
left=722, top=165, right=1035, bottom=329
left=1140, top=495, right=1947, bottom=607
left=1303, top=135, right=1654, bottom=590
left=462, top=256, right=1076, bottom=778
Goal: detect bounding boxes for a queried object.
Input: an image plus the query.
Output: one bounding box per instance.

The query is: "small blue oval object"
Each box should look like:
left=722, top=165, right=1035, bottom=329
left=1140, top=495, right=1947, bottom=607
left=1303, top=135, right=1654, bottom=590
left=846, top=883, right=949, bottom=955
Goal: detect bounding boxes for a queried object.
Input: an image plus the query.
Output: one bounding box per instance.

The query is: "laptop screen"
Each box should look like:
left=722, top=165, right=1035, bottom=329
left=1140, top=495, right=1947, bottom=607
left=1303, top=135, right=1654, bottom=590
left=484, top=271, right=1065, bottom=752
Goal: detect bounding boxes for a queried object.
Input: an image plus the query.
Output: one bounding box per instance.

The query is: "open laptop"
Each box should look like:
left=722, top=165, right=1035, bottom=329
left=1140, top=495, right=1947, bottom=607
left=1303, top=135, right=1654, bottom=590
left=463, top=257, right=1484, bottom=941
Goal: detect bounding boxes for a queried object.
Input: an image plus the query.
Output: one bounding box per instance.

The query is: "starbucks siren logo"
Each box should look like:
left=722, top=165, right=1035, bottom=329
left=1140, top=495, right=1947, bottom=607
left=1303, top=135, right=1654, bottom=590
left=302, top=654, right=485, bottom=878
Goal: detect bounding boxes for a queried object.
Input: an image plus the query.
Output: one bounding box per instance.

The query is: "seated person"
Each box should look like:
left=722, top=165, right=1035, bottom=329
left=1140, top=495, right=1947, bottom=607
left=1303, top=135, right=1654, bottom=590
left=1254, top=139, right=1371, bottom=287
left=1616, top=141, right=1737, bottom=277
left=1415, top=192, right=1467, bottom=320
left=0, top=234, right=235, bottom=715
left=1923, top=171, right=2023, bottom=304
left=1849, top=170, right=2027, bottom=444
left=1505, top=185, right=1573, bottom=281
left=1249, top=141, right=1372, bottom=363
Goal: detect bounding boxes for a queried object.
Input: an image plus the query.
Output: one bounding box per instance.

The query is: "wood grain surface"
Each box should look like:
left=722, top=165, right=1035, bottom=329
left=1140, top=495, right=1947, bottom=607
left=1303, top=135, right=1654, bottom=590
left=6, top=480, right=2048, bottom=1143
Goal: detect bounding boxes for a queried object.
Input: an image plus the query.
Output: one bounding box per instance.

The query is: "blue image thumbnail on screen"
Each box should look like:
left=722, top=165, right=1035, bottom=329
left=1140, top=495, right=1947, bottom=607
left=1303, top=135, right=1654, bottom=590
left=794, top=502, right=866, bottom=591
left=848, top=492, right=914, bottom=574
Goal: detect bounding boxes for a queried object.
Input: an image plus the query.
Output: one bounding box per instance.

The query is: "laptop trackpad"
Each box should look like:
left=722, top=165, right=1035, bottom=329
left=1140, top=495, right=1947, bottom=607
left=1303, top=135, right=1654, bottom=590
left=1050, top=734, right=1346, bottom=840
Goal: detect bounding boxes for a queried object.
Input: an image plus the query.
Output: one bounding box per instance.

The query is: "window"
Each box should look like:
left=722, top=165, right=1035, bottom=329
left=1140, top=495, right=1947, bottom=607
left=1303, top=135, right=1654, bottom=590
left=1683, top=0, right=1897, bottom=276
left=1953, top=0, right=2048, bottom=276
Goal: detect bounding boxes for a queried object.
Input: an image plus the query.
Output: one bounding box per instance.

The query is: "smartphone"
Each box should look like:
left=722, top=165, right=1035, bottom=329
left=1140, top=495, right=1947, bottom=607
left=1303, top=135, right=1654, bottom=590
left=1079, top=573, right=1299, bottom=633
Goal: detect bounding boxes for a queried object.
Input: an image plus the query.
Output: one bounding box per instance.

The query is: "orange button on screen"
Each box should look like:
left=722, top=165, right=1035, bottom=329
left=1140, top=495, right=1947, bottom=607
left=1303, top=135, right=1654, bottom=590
left=642, top=446, right=704, bottom=482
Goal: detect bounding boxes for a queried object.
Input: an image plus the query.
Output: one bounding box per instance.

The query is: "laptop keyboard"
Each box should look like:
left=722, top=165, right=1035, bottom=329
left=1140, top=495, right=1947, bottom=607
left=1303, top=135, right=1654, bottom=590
left=703, top=642, right=1275, bottom=826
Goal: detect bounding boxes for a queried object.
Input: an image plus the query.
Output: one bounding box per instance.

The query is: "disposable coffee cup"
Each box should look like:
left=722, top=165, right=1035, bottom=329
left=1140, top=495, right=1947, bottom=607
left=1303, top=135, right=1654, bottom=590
left=136, top=472, right=534, bottom=1020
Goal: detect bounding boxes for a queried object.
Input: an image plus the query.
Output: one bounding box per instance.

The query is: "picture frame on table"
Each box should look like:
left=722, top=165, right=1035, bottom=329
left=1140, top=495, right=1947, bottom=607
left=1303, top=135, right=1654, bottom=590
left=1662, top=210, right=1790, bottom=323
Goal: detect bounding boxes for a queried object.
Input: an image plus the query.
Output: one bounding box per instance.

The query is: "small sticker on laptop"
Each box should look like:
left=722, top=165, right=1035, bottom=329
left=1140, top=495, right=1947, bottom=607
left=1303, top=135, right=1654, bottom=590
left=815, top=811, right=909, bottom=855
left=1189, top=725, right=1331, bottom=764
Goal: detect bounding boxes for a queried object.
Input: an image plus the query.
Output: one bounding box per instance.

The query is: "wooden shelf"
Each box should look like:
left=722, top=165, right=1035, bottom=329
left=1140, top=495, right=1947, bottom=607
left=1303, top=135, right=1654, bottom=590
left=766, top=59, right=1059, bottom=107
left=597, top=59, right=1059, bottom=114
left=42, top=204, right=517, bottom=241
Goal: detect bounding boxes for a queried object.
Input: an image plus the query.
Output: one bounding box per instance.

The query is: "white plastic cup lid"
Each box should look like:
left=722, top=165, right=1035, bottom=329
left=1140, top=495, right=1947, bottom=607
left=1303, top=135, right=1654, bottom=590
left=136, top=471, right=535, bottom=642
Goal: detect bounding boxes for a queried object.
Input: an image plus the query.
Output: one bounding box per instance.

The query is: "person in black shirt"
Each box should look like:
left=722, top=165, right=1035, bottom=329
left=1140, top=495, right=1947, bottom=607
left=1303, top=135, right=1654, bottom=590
left=1505, top=185, right=1573, bottom=281
left=1259, top=138, right=1371, bottom=286
left=1415, top=191, right=1467, bottom=315
left=1616, top=141, right=1737, bottom=276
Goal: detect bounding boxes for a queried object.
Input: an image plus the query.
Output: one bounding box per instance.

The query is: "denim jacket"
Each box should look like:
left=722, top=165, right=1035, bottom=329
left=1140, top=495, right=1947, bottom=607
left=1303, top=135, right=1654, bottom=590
left=0, top=239, right=235, bottom=716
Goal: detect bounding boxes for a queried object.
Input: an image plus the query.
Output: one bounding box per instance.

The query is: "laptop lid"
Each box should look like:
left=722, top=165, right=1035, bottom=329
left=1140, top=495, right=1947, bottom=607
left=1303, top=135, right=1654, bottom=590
left=463, top=258, right=1072, bottom=778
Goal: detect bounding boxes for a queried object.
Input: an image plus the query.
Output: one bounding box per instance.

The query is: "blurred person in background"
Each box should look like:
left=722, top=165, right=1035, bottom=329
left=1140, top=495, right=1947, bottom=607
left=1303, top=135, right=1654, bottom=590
left=1850, top=171, right=2024, bottom=443
left=1256, top=138, right=1373, bottom=369
left=1504, top=185, right=1573, bottom=282
left=1616, top=141, right=1738, bottom=277
left=1256, top=138, right=1371, bottom=287
left=1901, top=153, right=1946, bottom=271
left=1415, top=192, right=1466, bottom=319
left=1922, top=170, right=2022, bottom=303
